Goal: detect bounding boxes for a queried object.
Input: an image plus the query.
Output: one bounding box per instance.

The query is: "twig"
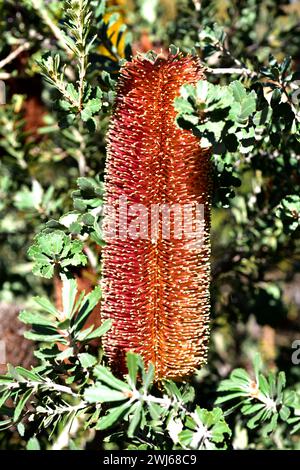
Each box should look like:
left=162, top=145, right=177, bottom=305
left=192, top=0, right=201, bottom=11
left=36, top=401, right=88, bottom=417
left=83, top=245, right=98, bottom=270
left=206, top=66, right=257, bottom=78
left=7, top=379, right=78, bottom=397
left=51, top=414, right=81, bottom=450
left=73, top=127, right=88, bottom=176
left=30, top=0, right=72, bottom=55
left=0, top=72, right=11, bottom=80
left=78, top=53, right=86, bottom=111
left=76, top=1, right=87, bottom=111
left=0, top=42, right=31, bottom=70
left=201, top=32, right=257, bottom=79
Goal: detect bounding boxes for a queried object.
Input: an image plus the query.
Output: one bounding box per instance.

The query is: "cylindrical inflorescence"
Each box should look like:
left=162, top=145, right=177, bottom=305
left=102, top=53, right=211, bottom=381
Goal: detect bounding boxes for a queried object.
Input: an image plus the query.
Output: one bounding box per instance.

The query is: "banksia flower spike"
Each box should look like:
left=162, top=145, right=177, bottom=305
left=102, top=53, right=211, bottom=381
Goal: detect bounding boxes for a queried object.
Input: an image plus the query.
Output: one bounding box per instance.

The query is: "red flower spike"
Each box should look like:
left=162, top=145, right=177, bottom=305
left=102, top=53, right=211, bottom=381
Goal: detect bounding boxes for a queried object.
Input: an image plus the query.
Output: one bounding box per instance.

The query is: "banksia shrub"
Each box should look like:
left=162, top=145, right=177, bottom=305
left=102, top=53, right=211, bottom=380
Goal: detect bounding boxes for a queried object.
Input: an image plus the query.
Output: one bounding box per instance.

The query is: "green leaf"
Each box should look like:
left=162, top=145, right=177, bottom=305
left=258, top=373, right=270, bottom=397
left=82, top=213, right=95, bottom=226
left=28, top=231, right=87, bottom=278
left=78, top=353, right=97, bottom=369
left=230, top=80, right=247, bottom=102
left=0, top=390, right=11, bottom=409
left=253, top=354, right=262, bottom=382
left=66, top=83, right=79, bottom=103
left=262, top=413, right=278, bottom=436
left=84, top=384, right=130, bottom=403
left=247, top=407, right=267, bottom=429
left=178, top=429, right=195, bottom=448
left=93, top=365, right=131, bottom=392
left=279, top=405, right=291, bottom=421
left=174, top=97, right=194, bottom=115
left=17, top=422, right=25, bottom=437
left=72, top=286, right=102, bottom=333
left=56, top=347, right=74, bottom=361
left=32, top=297, right=59, bottom=317
left=24, top=330, right=65, bottom=343
left=148, top=402, right=164, bottom=421
left=14, top=368, right=41, bottom=382
left=26, top=437, right=41, bottom=450
left=163, top=380, right=183, bottom=401
left=75, top=325, right=94, bottom=342
left=142, top=362, right=155, bottom=392
left=241, top=403, right=265, bottom=415
left=126, top=352, right=139, bottom=388
left=230, top=368, right=251, bottom=383
left=14, top=389, right=33, bottom=422
left=127, top=402, right=142, bottom=437
left=96, top=402, right=131, bottom=430
left=61, top=277, right=78, bottom=319
left=19, top=310, right=57, bottom=327
left=83, top=319, right=112, bottom=340
left=215, top=392, right=249, bottom=404
left=81, top=97, right=102, bottom=122
left=239, top=95, right=256, bottom=121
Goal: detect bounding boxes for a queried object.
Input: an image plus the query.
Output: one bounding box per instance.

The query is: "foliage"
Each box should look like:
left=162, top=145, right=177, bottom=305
left=0, top=0, right=300, bottom=450
left=1, top=278, right=299, bottom=450
left=0, top=279, right=299, bottom=449
left=28, top=231, right=87, bottom=278
left=217, top=354, right=300, bottom=436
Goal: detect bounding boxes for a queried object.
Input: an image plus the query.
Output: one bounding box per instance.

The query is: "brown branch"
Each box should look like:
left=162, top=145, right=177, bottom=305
left=0, top=42, right=31, bottom=70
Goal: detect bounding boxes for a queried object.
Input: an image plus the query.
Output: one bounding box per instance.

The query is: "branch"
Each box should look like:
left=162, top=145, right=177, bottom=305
left=73, top=127, right=88, bottom=176
left=0, top=42, right=31, bottom=70
left=201, top=32, right=257, bottom=79
left=30, top=0, right=72, bottom=54
left=206, top=66, right=257, bottom=78
left=192, top=0, right=201, bottom=11
left=0, top=72, right=10, bottom=80
left=51, top=413, right=81, bottom=450
left=7, top=379, right=78, bottom=397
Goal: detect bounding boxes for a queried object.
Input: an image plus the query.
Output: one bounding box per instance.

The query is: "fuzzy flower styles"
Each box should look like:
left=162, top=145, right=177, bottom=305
left=102, top=53, right=211, bottom=381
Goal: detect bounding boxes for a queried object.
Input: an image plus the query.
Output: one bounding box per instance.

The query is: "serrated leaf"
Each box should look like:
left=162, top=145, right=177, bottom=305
left=28, top=231, right=87, bottom=278
left=230, top=80, right=247, bottom=102
left=81, top=98, right=102, bottom=122
left=59, top=212, right=79, bottom=228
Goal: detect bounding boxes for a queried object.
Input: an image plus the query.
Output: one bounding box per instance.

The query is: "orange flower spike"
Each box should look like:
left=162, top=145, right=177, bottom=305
left=102, top=53, right=211, bottom=381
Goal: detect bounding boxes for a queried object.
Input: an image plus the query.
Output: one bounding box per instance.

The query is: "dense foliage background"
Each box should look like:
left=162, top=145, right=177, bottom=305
left=0, top=0, right=300, bottom=450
